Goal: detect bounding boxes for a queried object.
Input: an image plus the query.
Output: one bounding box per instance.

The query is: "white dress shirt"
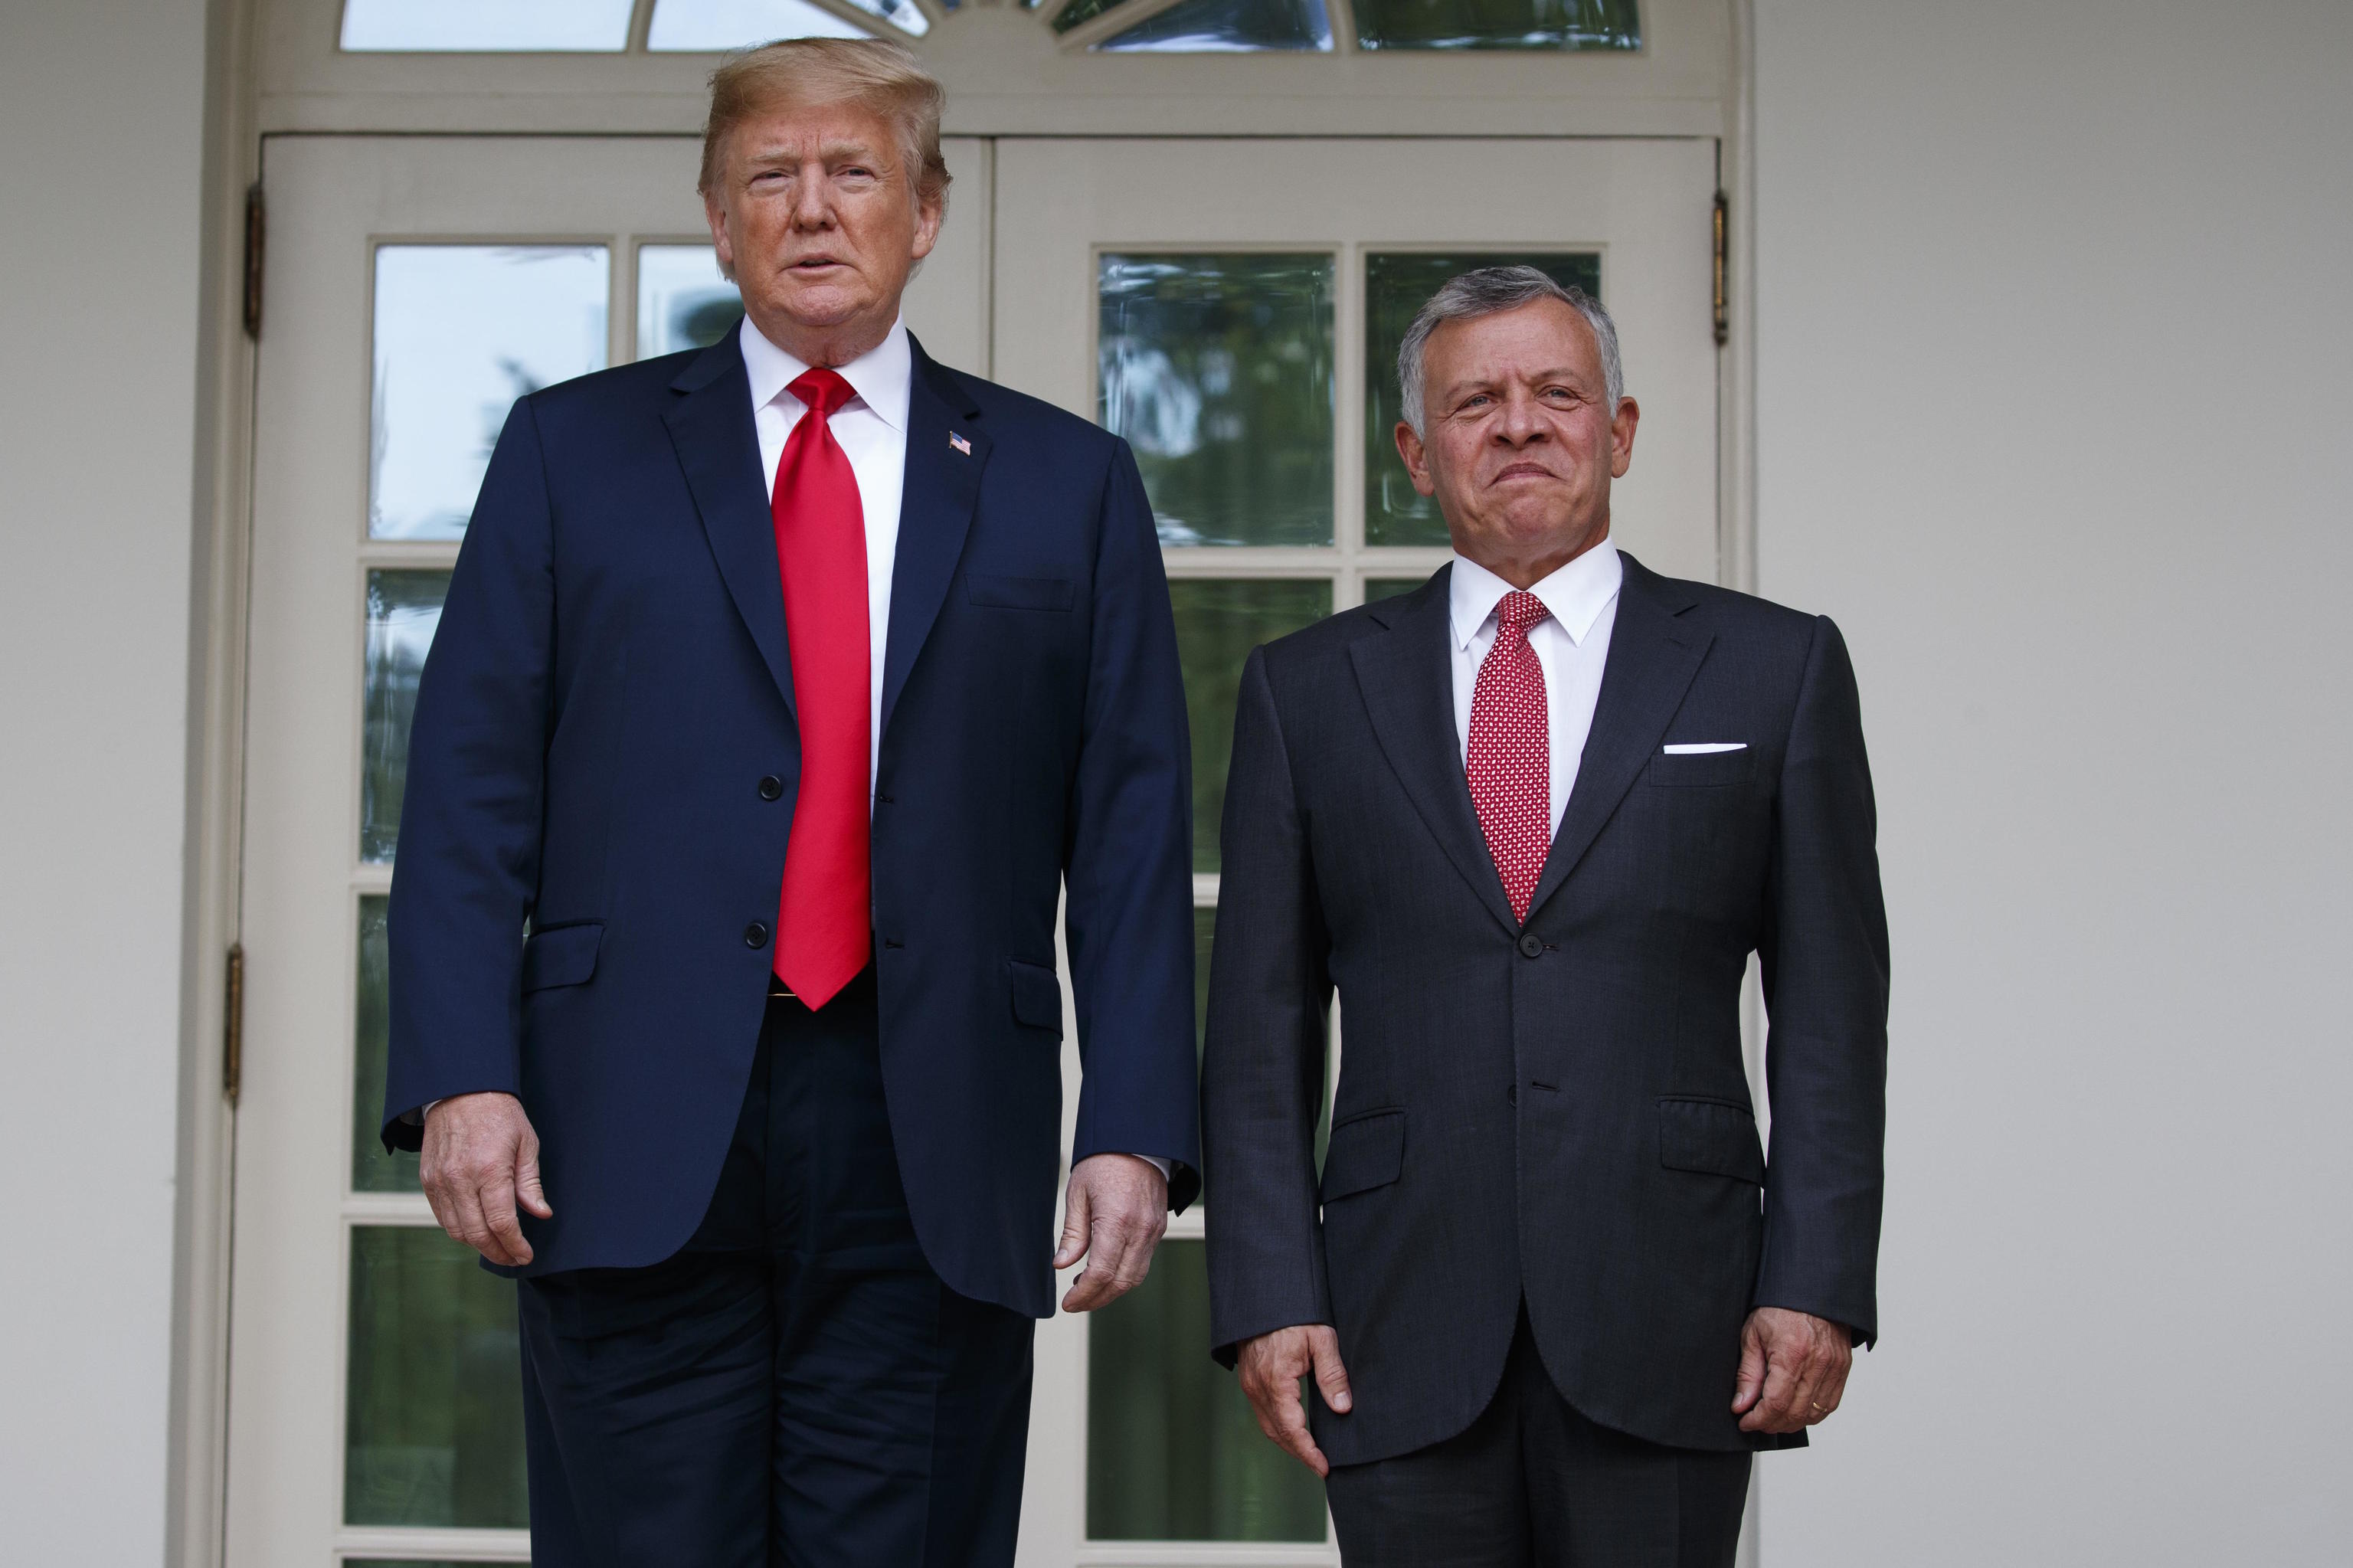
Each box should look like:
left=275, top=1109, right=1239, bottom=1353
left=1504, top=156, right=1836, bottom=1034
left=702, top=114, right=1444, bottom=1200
left=741, top=313, right=911, bottom=800
left=740, top=316, right=1172, bottom=1185
left=1448, top=542, right=1623, bottom=832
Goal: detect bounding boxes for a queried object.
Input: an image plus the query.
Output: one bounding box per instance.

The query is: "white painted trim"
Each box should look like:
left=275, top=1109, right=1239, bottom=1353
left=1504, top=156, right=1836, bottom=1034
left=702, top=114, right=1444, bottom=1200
left=169, top=3, right=264, bottom=1567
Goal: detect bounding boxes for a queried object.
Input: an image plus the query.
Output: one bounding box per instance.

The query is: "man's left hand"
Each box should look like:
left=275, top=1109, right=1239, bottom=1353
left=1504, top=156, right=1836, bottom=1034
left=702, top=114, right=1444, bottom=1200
left=1054, top=1154, right=1169, bottom=1312
left=1732, top=1307, right=1853, bottom=1433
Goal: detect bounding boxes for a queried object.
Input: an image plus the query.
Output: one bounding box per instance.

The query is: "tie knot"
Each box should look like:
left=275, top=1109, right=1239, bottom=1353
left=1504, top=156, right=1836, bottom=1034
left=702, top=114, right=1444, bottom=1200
left=1496, top=590, right=1550, bottom=638
left=790, top=367, right=856, bottom=421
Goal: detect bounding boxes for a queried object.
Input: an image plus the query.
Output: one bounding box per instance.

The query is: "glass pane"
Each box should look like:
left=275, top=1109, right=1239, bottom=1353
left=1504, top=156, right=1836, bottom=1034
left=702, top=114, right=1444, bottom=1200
left=841, top=0, right=932, bottom=35
left=648, top=0, right=875, bottom=47
left=1099, top=0, right=1333, bottom=51
left=1100, top=254, right=1334, bottom=548
left=1173, top=580, right=1330, bottom=872
left=362, top=571, right=450, bottom=864
left=1364, top=252, right=1602, bottom=547
left=341, top=0, right=632, bottom=50
left=1193, top=905, right=1216, bottom=1060
left=637, top=245, right=743, bottom=361
left=352, top=896, right=421, bottom=1193
left=345, top=1226, right=529, bottom=1527
left=371, top=246, right=608, bottom=540
left=1354, top=0, right=1638, bottom=51
left=1088, top=1239, right=1327, bottom=1540
left=1366, top=576, right=1432, bottom=603
left=1054, top=0, right=1127, bottom=31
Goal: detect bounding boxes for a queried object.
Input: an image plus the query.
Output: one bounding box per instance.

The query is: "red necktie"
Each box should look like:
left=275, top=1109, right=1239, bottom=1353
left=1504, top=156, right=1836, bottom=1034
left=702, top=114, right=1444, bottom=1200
left=770, top=368, right=870, bottom=1008
left=1468, top=590, right=1553, bottom=924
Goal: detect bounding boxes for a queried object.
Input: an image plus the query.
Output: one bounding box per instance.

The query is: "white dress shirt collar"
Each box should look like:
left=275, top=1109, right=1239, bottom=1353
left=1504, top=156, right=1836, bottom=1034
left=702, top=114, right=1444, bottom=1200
left=1448, top=539, right=1623, bottom=652
left=738, top=313, right=912, bottom=435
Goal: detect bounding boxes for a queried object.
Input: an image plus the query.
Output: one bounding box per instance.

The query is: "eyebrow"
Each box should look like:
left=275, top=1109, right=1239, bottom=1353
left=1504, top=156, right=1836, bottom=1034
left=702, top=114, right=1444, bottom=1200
left=1439, top=365, right=1593, bottom=398
left=739, top=139, right=890, bottom=169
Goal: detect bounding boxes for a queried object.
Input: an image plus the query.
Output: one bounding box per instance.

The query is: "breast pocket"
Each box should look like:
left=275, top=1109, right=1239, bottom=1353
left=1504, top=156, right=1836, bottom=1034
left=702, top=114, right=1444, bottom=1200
left=966, top=574, right=1076, bottom=612
left=1646, top=748, right=1756, bottom=787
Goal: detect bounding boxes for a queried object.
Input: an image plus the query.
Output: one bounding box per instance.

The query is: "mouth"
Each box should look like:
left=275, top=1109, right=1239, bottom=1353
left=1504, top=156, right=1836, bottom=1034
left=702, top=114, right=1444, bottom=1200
left=788, top=256, right=846, bottom=274
left=1493, top=463, right=1557, bottom=483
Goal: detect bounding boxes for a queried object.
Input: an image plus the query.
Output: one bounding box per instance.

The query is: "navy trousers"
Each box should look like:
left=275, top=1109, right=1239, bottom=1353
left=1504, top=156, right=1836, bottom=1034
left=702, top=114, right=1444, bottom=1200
left=1324, top=1310, right=1750, bottom=1568
left=517, top=972, right=1037, bottom=1567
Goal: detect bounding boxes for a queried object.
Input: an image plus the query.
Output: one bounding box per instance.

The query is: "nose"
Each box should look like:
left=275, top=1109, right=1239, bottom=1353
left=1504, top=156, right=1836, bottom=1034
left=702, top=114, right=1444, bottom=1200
left=790, top=169, right=835, bottom=229
left=1494, top=385, right=1546, bottom=446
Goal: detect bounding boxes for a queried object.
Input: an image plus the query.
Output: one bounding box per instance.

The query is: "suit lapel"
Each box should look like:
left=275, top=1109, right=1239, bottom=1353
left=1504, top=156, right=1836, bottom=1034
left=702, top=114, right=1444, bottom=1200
left=662, top=332, right=797, bottom=719
left=882, top=338, right=988, bottom=742
left=1522, top=554, right=1711, bottom=923
left=1351, top=568, right=1520, bottom=936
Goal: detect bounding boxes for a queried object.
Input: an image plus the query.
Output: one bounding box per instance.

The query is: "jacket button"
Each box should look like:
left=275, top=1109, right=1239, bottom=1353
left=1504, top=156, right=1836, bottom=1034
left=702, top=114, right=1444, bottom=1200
left=744, top=922, right=770, bottom=948
left=758, top=775, right=783, bottom=800
left=1518, top=934, right=1543, bottom=958
left=1507, top=1085, right=1519, bottom=1107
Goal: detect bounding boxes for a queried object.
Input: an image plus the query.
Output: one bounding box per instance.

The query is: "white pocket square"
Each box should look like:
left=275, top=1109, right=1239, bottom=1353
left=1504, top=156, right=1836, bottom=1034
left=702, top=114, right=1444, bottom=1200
left=1661, top=742, right=1746, bottom=755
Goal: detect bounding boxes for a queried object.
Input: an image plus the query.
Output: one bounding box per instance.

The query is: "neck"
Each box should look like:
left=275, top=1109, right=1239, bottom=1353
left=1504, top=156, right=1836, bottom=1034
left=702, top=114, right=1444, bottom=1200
left=746, top=304, right=897, bottom=370
left=1458, top=522, right=1609, bottom=591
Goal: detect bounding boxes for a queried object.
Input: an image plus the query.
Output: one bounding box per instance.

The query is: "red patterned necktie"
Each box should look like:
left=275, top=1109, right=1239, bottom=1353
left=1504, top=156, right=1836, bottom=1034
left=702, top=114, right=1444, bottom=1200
left=1468, top=589, right=1553, bottom=924
left=770, top=368, right=870, bottom=1008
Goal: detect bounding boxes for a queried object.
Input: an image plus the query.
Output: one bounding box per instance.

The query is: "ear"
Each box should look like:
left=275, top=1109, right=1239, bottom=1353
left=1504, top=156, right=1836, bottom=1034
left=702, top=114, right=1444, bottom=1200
left=1607, top=395, right=1640, bottom=479
left=704, top=190, right=737, bottom=283
left=1395, top=421, right=1437, bottom=499
left=910, top=188, right=944, bottom=264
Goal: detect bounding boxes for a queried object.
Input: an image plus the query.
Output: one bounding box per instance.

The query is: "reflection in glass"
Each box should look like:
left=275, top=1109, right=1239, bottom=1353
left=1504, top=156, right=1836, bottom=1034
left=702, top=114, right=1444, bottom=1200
left=1088, top=1239, right=1327, bottom=1540
left=371, top=247, right=608, bottom=540
left=1100, top=255, right=1334, bottom=548
left=352, top=897, right=421, bottom=1193
left=1100, top=0, right=1333, bottom=51
left=1173, top=580, right=1330, bottom=872
left=345, top=1226, right=529, bottom=1527
left=1365, top=252, right=1601, bottom=546
left=647, top=0, right=875, bottom=47
left=638, top=245, right=743, bottom=361
left=362, top=571, right=450, bottom=864
left=1353, top=0, right=1638, bottom=50
left=341, top=0, right=633, bottom=50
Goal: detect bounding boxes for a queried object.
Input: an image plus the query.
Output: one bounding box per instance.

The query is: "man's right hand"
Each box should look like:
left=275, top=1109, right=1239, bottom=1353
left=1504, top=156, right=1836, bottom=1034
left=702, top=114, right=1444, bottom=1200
left=420, top=1092, right=551, bottom=1267
left=1235, top=1324, right=1353, bottom=1478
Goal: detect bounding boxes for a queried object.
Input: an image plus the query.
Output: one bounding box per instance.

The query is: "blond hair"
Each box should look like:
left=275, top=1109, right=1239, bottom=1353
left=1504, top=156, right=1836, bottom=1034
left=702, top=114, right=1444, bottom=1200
left=698, top=38, right=951, bottom=214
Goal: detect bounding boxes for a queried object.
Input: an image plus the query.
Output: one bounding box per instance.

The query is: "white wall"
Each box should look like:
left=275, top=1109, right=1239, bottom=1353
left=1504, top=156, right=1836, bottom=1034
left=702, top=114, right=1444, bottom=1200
left=1752, top=0, right=2353, bottom=1560
left=0, top=1, right=215, bottom=1560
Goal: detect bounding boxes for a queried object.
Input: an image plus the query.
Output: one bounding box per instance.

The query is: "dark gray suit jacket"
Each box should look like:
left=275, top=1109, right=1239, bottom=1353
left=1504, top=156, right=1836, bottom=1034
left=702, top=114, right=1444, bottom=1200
left=1202, top=555, right=1887, bottom=1464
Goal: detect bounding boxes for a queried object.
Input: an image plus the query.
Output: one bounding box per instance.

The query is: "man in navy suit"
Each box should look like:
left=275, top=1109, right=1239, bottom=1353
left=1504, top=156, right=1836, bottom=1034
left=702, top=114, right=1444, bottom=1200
left=382, top=38, right=1199, bottom=1566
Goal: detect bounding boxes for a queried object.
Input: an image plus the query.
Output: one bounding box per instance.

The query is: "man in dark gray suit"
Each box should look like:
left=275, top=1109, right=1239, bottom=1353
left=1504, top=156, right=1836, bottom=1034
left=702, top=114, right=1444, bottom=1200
left=1202, top=267, right=1888, bottom=1566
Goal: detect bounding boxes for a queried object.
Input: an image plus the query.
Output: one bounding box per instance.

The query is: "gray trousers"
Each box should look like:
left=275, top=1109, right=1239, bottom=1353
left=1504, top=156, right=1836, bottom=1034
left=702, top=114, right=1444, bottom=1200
left=1325, top=1311, right=1751, bottom=1568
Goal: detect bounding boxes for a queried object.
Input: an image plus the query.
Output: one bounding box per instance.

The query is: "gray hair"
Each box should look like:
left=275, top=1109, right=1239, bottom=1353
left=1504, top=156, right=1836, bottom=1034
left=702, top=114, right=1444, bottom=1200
left=1397, top=266, right=1625, bottom=436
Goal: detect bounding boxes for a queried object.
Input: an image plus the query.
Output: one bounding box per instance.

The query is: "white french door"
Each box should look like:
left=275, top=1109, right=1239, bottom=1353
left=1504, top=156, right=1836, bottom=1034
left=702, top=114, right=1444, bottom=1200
left=229, top=129, right=1720, bottom=1568
left=994, top=136, right=1723, bottom=1568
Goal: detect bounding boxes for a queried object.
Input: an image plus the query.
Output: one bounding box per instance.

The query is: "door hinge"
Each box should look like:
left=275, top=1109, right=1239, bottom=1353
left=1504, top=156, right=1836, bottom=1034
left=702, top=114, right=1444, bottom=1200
left=1711, top=189, right=1730, bottom=348
left=242, top=183, right=266, bottom=341
left=223, top=942, right=245, bottom=1105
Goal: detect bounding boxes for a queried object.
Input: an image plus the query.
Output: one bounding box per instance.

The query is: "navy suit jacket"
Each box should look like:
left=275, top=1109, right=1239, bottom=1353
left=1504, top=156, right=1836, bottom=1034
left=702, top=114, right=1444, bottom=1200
left=385, top=329, right=1202, bottom=1314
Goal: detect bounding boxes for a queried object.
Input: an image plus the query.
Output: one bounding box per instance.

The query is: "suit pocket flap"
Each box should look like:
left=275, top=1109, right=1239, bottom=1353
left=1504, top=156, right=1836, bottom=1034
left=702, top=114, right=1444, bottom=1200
left=1658, top=1097, right=1766, bottom=1183
left=1646, top=749, right=1756, bottom=787
left=967, top=574, right=1076, bottom=612
left=1320, top=1110, right=1405, bottom=1202
left=522, top=922, right=604, bottom=993
left=1008, top=958, right=1064, bottom=1036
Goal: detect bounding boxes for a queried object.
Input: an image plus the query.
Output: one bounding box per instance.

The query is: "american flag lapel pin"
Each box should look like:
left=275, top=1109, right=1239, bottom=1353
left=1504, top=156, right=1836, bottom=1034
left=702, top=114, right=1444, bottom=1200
left=949, top=431, right=972, bottom=457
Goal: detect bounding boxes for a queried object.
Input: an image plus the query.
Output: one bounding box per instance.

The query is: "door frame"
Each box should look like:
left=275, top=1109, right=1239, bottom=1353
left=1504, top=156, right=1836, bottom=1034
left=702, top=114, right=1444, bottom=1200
left=169, top=2, right=1765, bottom=1564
